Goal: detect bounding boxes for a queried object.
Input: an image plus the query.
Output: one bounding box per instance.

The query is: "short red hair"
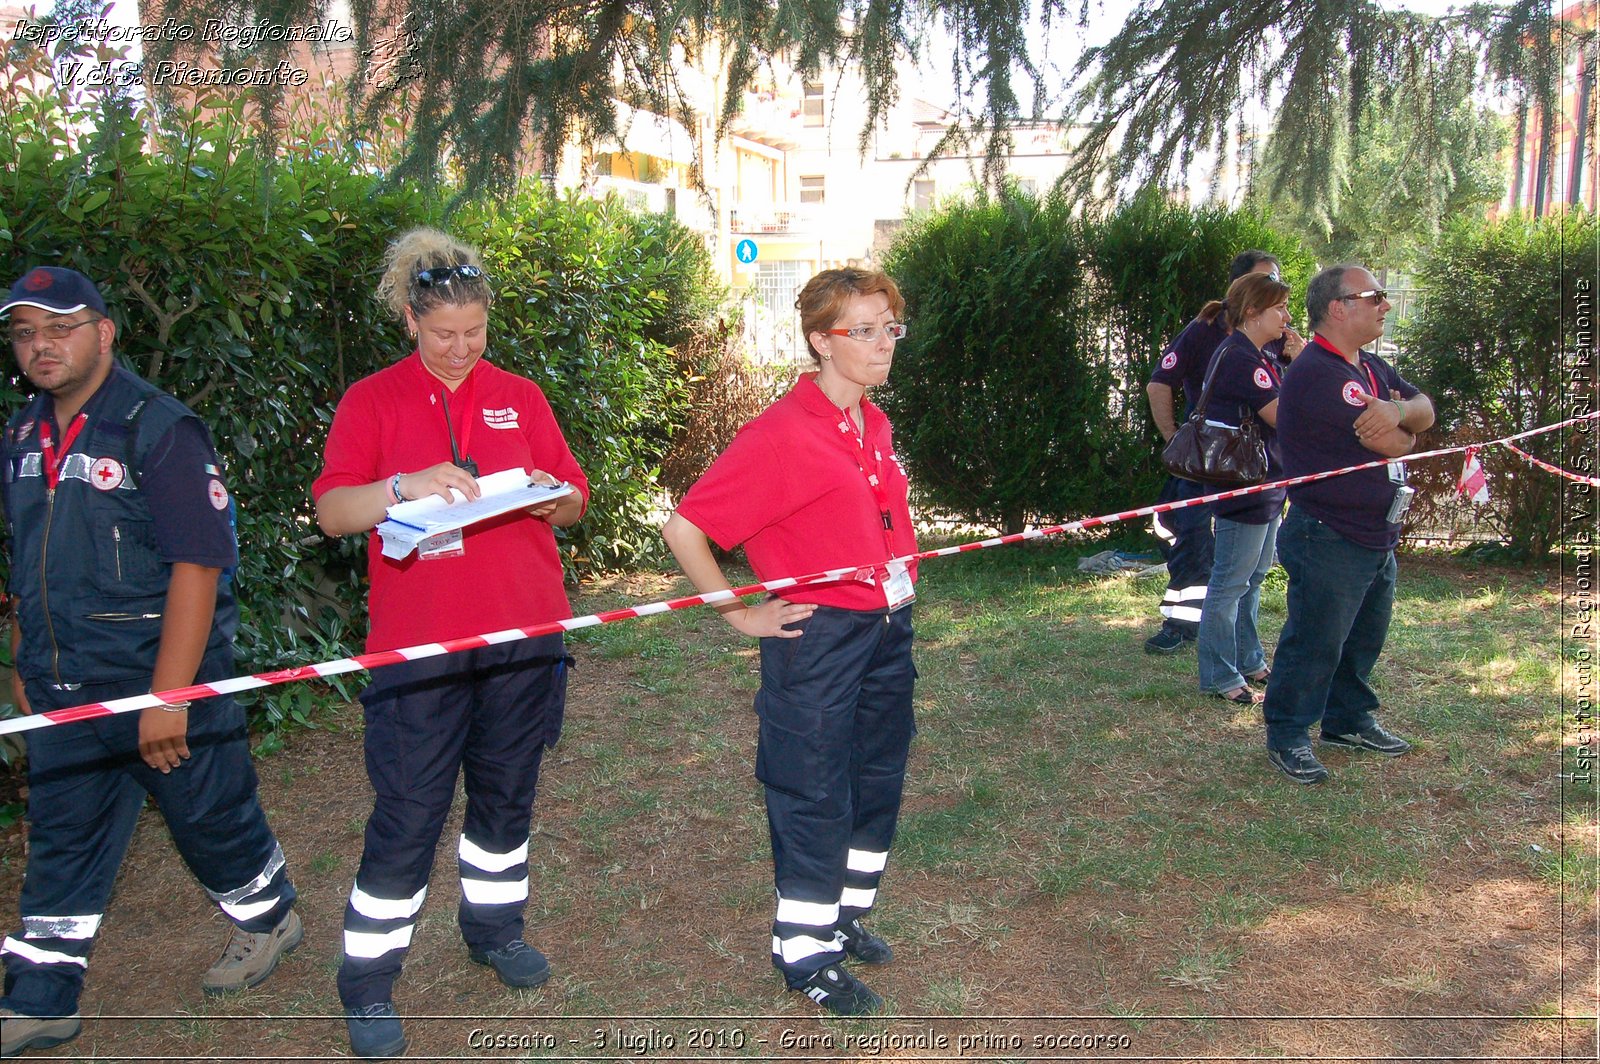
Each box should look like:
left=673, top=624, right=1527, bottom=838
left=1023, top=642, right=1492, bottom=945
left=796, top=268, right=905, bottom=363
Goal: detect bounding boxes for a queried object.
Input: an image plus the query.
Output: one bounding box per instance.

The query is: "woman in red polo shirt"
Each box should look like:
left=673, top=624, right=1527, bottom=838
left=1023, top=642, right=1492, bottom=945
left=312, top=228, right=588, bottom=1059
left=663, top=267, right=917, bottom=1016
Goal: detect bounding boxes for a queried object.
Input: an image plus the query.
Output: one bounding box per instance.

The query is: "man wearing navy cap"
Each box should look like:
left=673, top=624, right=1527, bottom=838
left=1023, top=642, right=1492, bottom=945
left=1261, top=264, right=1436, bottom=785
left=0, top=268, right=300, bottom=1056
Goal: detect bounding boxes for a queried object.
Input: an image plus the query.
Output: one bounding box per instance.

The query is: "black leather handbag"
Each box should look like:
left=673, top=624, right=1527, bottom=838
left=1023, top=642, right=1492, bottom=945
left=1161, top=343, right=1269, bottom=486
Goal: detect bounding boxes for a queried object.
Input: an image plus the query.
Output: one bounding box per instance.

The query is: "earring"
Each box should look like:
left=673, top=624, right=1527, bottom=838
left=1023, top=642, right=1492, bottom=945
left=821, top=353, right=832, bottom=361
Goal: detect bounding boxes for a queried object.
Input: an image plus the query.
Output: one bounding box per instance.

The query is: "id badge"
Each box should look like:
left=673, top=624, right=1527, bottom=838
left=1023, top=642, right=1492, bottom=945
left=882, top=560, right=915, bottom=611
left=418, top=527, right=465, bottom=560
left=1386, top=460, right=1408, bottom=485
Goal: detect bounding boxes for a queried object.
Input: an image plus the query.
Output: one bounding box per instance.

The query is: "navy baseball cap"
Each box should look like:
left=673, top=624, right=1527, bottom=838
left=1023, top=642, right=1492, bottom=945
left=0, top=267, right=108, bottom=316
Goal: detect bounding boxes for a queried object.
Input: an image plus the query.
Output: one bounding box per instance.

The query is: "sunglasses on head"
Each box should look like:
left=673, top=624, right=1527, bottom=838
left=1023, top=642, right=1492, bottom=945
left=416, top=264, right=485, bottom=288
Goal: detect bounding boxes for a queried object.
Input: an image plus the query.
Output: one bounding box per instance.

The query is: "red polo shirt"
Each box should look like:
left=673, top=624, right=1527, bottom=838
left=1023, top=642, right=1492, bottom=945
left=677, top=373, right=917, bottom=610
left=313, top=353, right=589, bottom=651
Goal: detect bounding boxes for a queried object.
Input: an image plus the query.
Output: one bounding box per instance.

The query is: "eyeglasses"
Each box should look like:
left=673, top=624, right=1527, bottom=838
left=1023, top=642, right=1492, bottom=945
left=7, top=317, right=101, bottom=346
left=825, top=322, right=908, bottom=342
left=1338, top=288, right=1388, bottom=306
left=416, top=264, right=485, bottom=288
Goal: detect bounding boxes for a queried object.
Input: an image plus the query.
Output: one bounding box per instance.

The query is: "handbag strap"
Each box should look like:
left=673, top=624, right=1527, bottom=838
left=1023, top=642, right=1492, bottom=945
left=1189, top=330, right=1234, bottom=418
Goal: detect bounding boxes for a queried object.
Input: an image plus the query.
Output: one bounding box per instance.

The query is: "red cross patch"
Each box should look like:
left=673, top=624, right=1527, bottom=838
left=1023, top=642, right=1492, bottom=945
left=1341, top=381, right=1366, bottom=407
left=207, top=478, right=229, bottom=510
left=1254, top=367, right=1272, bottom=390
left=1160, top=351, right=1178, bottom=371
left=89, top=457, right=125, bottom=491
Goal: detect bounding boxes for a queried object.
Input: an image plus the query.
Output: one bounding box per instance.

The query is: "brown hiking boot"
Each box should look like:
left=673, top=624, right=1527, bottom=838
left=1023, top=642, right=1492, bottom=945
left=201, top=908, right=303, bottom=995
left=0, top=1008, right=81, bottom=1057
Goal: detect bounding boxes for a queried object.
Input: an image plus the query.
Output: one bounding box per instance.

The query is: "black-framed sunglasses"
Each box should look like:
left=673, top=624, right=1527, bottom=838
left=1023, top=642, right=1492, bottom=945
left=1338, top=288, right=1387, bottom=306
left=416, top=264, right=485, bottom=288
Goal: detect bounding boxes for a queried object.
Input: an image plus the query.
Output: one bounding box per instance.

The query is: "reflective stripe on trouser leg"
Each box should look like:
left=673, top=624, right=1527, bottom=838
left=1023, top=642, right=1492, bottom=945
left=756, top=606, right=916, bottom=985
left=0, top=915, right=99, bottom=985
left=458, top=833, right=531, bottom=949
left=1160, top=583, right=1208, bottom=625
left=139, top=676, right=297, bottom=935
left=203, top=842, right=292, bottom=928
left=455, top=637, right=564, bottom=953
left=3, top=681, right=158, bottom=1017
left=839, top=848, right=887, bottom=917
left=1154, top=476, right=1214, bottom=632
left=337, top=648, right=479, bottom=1009
left=771, top=893, right=841, bottom=971
left=342, top=883, right=428, bottom=960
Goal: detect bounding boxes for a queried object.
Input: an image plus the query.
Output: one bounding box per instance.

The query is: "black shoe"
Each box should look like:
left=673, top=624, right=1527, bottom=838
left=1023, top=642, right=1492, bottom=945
left=838, top=918, right=892, bottom=965
left=1321, top=724, right=1411, bottom=757
left=1143, top=624, right=1192, bottom=655
left=1266, top=745, right=1329, bottom=785
left=795, top=962, right=883, bottom=1015
left=469, top=939, right=551, bottom=988
left=344, top=1002, right=407, bottom=1059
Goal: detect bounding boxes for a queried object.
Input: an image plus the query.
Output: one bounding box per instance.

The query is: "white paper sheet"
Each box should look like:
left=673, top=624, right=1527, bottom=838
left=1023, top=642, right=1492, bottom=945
left=376, top=468, right=575, bottom=559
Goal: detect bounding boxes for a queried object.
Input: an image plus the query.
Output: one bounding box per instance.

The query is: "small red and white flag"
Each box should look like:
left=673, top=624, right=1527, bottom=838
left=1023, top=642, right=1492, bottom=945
left=1456, top=446, right=1489, bottom=504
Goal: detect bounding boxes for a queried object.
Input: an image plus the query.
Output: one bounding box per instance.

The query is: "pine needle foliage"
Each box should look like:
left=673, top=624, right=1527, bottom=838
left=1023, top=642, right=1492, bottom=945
left=1064, top=0, right=1585, bottom=215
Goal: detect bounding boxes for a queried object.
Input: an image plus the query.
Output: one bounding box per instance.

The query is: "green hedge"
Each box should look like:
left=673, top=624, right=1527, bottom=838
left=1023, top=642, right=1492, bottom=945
left=880, top=191, right=1129, bottom=532
left=1401, top=210, right=1598, bottom=557
left=0, top=62, right=720, bottom=745
left=881, top=186, right=1314, bottom=531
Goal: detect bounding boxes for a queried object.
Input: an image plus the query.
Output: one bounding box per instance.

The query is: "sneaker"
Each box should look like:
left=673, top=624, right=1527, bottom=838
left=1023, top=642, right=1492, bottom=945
left=795, top=962, right=882, bottom=1016
left=0, top=1008, right=81, bottom=1057
left=1143, top=624, right=1192, bottom=655
left=468, top=939, right=551, bottom=988
left=1266, top=745, right=1329, bottom=785
left=345, top=1002, right=407, bottom=1059
left=1321, top=724, right=1412, bottom=757
left=201, top=907, right=303, bottom=995
left=837, top=918, right=892, bottom=965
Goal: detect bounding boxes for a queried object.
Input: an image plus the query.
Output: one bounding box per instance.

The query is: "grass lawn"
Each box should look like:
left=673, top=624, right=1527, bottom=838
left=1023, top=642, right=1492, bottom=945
left=0, top=537, right=1592, bottom=1060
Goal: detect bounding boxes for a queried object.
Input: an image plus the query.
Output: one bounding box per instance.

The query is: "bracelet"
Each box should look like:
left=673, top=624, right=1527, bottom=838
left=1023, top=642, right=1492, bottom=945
left=388, top=472, right=406, bottom=504
left=153, top=696, right=191, bottom=714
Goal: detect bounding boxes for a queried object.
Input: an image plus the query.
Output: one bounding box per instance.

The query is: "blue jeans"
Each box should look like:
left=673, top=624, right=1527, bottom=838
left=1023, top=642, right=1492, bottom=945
left=1262, top=508, right=1396, bottom=750
left=1197, top=512, right=1281, bottom=693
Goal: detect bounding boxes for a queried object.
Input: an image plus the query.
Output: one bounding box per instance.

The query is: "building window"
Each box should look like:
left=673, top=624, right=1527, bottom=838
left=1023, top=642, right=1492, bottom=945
left=913, top=179, right=934, bottom=212
left=799, top=175, right=825, bottom=204
left=802, top=80, right=824, bottom=126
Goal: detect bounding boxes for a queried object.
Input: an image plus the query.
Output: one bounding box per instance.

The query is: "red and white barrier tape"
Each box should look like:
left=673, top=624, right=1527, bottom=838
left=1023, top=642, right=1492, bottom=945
left=2, top=410, right=1595, bottom=737
left=1502, top=441, right=1600, bottom=487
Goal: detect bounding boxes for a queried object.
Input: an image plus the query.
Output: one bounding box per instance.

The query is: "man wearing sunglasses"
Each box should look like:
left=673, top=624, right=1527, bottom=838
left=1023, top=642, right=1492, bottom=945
left=1143, top=250, right=1303, bottom=655
left=1261, top=264, right=1435, bottom=785
left=0, top=268, right=300, bottom=1056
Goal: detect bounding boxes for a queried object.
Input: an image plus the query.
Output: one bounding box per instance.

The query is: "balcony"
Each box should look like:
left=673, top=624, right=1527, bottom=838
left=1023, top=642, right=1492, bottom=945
left=588, top=176, right=716, bottom=233
left=728, top=202, right=821, bottom=234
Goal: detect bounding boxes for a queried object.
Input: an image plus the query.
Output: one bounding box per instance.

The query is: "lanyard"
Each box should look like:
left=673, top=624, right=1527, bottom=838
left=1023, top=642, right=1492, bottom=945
left=1311, top=335, right=1381, bottom=396
left=831, top=407, right=898, bottom=555
left=39, top=413, right=87, bottom=491
left=438, top=370, right=477, bottom=472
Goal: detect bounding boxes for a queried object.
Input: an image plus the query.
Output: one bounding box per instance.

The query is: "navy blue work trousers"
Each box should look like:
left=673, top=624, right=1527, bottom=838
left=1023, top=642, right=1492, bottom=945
left=756, top=604, right=915, bottom=986
left=1153, top=475, right=1214, bottom=633
left=337, top=635, right=567, bottom=1008
left=1, top=652, right=294, bottom=1018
